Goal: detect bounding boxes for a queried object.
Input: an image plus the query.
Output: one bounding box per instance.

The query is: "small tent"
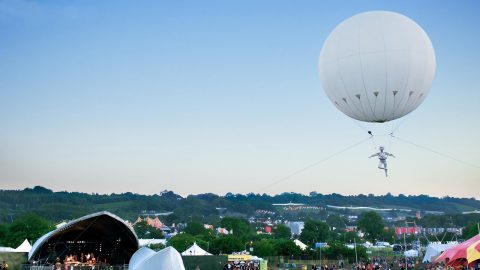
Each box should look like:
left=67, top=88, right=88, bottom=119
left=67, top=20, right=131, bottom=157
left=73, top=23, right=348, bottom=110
left=181, top=242, right=212, bottom=256
left=15, top=239, right=32, bottom=253
left=404, top=249, right=419, bottom=257
left=293, top=239, right=309, bottom=251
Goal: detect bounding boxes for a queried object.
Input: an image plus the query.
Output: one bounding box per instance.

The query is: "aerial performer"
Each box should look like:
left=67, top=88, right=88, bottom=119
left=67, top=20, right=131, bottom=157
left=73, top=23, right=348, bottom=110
left=318, top=11, right=436, bottom=175
left=369, top=146, right=395, bottom=177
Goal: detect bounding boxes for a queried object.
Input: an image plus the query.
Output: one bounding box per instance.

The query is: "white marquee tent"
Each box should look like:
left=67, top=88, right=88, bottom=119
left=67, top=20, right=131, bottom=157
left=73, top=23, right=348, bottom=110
left=0, top=239, right=32, bottom=253
left=181, top=242, right=212, bottom=256
left=404, top=249, right=419, bottom=257
left=15, top=239, right=32, bottom=253
left=422, top=243, right=457, bottom=263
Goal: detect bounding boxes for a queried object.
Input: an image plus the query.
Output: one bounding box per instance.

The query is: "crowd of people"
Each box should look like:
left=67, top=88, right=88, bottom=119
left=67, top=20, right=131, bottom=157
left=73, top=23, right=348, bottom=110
left=307, top=257, right=421, bottom=270
left=52, top=252, right=105, bottom=270
left=63, top=253, right=98, bottom=265
left=222, top=261, right=260, bottom=270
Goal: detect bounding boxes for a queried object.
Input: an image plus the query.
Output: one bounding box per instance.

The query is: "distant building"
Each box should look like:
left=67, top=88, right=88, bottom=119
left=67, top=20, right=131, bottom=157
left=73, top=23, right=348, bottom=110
left=327, top=205, right=412, bottom=212
left=347, top=215, right=358, bottom=221
left=217, top=227, right=230, bottom=234
left=424, top=211, right=445, bottom=215
left=420, top=227, right=462, bottom=235
left=272, top=202, right=305, bottom=206
left=395, top=226, right=421, bottom=235
left=462, top=210, right=480, bottom=214
left=345, top=226, right=357, bottom=232
left=286, top=221, right=304, bottom=236
left=139, top=210, right=174, bottom=216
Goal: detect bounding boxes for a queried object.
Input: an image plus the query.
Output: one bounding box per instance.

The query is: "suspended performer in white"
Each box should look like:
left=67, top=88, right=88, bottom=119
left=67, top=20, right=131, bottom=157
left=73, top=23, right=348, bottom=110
left=369, top=146, right=395, bottom=177
left=319, top=11, right=435, bottom=175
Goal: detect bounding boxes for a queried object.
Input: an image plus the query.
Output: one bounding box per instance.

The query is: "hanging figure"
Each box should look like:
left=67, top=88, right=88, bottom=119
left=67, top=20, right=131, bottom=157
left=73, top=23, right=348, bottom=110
left=369, top=146, right=395, bottom=177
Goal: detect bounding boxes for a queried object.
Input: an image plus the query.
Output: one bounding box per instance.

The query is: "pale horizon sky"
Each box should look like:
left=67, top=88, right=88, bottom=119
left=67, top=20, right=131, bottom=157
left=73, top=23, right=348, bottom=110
left=1, top=1, right=479, bottom=199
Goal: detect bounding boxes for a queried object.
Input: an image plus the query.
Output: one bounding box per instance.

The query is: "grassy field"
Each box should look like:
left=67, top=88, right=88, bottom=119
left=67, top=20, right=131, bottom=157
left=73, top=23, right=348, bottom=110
left=0, top=252, right=28, bottom=270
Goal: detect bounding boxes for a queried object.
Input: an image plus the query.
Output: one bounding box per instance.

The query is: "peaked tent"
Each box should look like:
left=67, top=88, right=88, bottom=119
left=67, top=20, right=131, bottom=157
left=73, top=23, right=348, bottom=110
left=467, top=239, right=480, bottom=264
left=15, top=239, right=32, bottom=253
left=181, top=242, right=212, bottom=256
left=293, top=239, right=309, bottom=251
left=436, top=235, right=480, bottom=265
left=423, top=243, right=457, bottom=263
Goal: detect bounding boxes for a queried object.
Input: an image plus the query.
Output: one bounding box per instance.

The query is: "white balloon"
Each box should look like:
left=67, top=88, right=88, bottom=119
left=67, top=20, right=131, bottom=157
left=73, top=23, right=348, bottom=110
left=319, top=11, right=436, bottom=123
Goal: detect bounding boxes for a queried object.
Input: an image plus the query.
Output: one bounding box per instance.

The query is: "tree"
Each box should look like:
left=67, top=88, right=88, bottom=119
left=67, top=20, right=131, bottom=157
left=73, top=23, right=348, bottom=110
left=167, top=233, right=196, bottom=252
left=322, top=242, right=368, bottom=262
left=274, top=239, right=303, bottom=257
left=253, top=239, right=276, bottom=257
left=148, top=243, right=166, bottom=251
left=210, top=235, right=244, bottom=255
left=299, top=220, right=330, bottom=245
left=134, top=221, right=163, bottom=239
left=343, top=231, right=361, bottom=244
left=5, top=213, right=53, bottom=247
left=220, top=217, right=251, bottom=239
left=326, top=214, right=346, bottom=229
left=273, top=224, right=291, bottom=239
left=463, top=223, right=480, bottom=239
left=184, top=222, right=207, bottom=236
left=357, top=211, right=385, bottom=242
left=0, top=224, right=7, bottom=246
left=380, top=227, right=396, bottom=243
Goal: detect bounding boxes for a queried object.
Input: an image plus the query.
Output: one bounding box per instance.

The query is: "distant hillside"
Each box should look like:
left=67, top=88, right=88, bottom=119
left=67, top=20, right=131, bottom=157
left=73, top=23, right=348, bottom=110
left=0, top=186, right=479, bottom=226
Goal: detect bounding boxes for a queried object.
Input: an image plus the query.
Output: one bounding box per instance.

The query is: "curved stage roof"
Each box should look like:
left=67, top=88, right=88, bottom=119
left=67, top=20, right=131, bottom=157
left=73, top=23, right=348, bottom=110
left=29, top=211, right=138, bottom=265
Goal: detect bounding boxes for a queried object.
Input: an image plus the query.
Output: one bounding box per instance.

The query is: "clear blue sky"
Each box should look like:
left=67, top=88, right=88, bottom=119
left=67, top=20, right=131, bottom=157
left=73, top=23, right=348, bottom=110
left=1, top=0, right=479, bottom=198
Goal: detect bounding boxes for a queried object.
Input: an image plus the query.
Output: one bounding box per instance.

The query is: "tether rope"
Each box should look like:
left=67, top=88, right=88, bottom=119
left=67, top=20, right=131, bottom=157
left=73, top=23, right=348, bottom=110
left=260, top=137, right=372, bottom=192
left=392, top=135, right=480, bottom=169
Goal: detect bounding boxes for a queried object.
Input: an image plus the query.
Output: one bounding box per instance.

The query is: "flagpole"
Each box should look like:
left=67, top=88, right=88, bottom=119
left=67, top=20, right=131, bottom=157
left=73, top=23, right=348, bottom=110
left=404, top=222, right=408, bottom=270
left=354, top=237, right=358, bottom=268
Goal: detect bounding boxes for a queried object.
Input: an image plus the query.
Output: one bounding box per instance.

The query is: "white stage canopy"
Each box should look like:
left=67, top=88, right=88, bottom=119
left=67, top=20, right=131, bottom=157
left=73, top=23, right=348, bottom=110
left=130, top=246, right=185, bottom=270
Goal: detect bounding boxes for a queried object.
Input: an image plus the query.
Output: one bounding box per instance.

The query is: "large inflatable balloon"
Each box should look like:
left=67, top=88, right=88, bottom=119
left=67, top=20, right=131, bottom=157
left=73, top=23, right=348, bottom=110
left=319, top=11, right=436, bottom=123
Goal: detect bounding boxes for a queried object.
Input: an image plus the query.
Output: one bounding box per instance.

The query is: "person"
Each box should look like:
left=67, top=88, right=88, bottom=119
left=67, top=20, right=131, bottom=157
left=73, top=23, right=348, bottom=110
left=369, top=146, right=395, bottom=177
left=55, top=258, right=62, bottom=270
left=1, top=261, right=8, bottom=270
